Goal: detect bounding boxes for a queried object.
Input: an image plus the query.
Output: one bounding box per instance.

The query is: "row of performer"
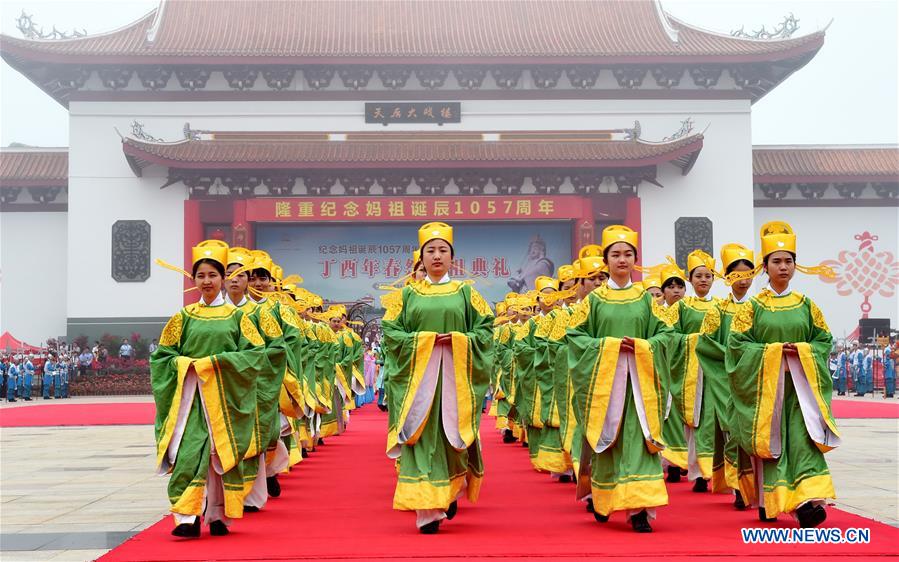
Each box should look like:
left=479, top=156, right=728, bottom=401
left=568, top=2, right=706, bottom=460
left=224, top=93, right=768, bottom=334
left=377, top=220, right=842, bottom=534
left=151, top=244, right=368, bottom=538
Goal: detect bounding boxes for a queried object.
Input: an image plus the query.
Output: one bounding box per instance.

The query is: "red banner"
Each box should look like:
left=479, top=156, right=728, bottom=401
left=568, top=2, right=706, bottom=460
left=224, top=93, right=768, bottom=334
left=245, top=195, right=590, bottom=222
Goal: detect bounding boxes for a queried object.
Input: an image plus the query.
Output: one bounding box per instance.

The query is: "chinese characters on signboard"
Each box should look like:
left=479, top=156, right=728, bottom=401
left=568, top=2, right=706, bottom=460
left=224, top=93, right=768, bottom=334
left=250, top=196, right=587, bottom=223
left=365, top=102, right=461, bottom=125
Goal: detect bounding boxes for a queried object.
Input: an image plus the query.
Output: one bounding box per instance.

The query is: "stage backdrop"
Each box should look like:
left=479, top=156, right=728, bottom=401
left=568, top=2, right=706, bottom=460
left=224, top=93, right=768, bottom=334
left=256, top=222, right=572, bottom=305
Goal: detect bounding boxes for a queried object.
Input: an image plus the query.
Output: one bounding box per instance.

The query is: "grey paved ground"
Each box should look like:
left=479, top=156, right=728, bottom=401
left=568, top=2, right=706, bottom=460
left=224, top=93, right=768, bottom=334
left=0, top=394, right=896, bottom=561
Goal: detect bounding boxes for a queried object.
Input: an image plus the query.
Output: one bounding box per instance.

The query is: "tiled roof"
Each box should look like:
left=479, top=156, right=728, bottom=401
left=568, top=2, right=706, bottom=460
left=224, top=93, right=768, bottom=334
left=0, top=149, right=68, bottom=186
left=122, top=132, right=703, bottom=171
left=0, top=0, right=823, bottom=63
left=753, top=146, right=899, bottom=181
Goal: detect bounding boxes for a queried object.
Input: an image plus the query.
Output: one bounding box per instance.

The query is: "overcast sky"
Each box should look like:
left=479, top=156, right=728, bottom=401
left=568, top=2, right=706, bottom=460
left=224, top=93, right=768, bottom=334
left=0, top=0, right=896, bottom=147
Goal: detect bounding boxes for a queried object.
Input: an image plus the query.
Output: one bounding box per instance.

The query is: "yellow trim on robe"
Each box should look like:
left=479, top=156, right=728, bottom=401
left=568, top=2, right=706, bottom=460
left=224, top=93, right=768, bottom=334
left=796, top=342, right=841, bottom=450
left=754, top=343, right=783, bottom=459
left=451, top=331, right=478, bottom=448
left=633, top=338, right=665, bottom=453
left=763, top=473, right=836, bottom=518
left=156, top=356, right=194, bottom=470
left=591, top=475, right=668, bottom=517
left=683, top=333, right=701, bottom=427
left=386, top=331, right=437, bottom=453
left=193, top=355, right=240, bottom=473
left=583, top=338, right=621, bottom=451
left=170, top=478, right=206, bottom=516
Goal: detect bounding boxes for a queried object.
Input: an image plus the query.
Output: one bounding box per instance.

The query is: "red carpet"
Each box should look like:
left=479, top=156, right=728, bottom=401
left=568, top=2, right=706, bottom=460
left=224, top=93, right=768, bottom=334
left=832, top=399, right=899, bottom=419
left=0, top=402, right=155, bottom=427
left=101, top=406, right=896, bottom=562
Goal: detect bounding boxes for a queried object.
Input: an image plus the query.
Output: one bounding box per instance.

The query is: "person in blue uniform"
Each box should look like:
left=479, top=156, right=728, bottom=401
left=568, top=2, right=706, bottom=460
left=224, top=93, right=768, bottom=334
left=58, top=355, right=69, bottom=399
left=835, top=346, right=848, bottom=396
left=0, top=356, right=7, bottom=401
left=851, top=345, right=865, bottom=396
left=43, top=354, right=58, bottom=399
left=884, top=341, right=896, bottom=398
left=863, top=348, right=874, bottom=396
left=21, top=355, right=35, bottom=401
left=6, top=357, right=19, bottom=402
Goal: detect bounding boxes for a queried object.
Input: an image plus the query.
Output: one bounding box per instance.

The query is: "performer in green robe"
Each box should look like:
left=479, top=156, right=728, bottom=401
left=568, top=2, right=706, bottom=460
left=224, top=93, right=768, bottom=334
left=152, top=240, right=268, bottom=538
left=554, top=265, right=580, bottom=474
left=382, top=222, right=494, bottom=534
left=692, top=243, right=757, bottom=510
left=488, top=301, right=513, bottom=435
left=511, top=295, right=538, bottom=449
left=223, top=247, right=288, bottom=512
left=567, top=226, right=674, bottom=533
left=531, top=276, right=574, bottom=479
left=658, top=264, right=689, bottom=482
left=726, top=221, right=840, bottom=528
left=666, top=250, right=725, bottom=494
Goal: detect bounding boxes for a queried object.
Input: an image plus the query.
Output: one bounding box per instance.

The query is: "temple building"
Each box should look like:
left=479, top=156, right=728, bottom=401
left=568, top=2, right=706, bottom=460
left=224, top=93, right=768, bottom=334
left=1, top=0, right=896, bottom=345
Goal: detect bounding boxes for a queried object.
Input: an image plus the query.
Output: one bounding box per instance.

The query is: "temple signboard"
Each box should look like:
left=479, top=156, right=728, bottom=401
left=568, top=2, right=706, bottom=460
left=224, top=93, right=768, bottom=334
left=365, top=102, right=461, bottom=125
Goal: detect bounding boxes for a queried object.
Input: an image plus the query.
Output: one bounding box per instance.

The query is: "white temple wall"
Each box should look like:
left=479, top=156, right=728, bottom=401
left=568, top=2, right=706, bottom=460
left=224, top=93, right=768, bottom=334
left=753, top=206, right=899, bottom=340
left=0, top=210, right=68, bottom=345
left=65, top=97, right=754, bottom=331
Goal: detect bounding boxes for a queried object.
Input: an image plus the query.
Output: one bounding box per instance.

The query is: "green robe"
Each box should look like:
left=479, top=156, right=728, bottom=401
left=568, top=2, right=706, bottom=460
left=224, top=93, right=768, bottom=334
left=567, top=284, right=673, bottom=517
left=530, top=308, right=573, bottom=474
left=492, top=322, right=515, bottom=426
left=151, top=300, right=267, bottom=519
left=383, top=279, right=494, bottom=511
left=726, top=288, right=840, bottom=518
left=698, top=294, right=756, bottom=497
left=667, top=296, right=722, bottom=480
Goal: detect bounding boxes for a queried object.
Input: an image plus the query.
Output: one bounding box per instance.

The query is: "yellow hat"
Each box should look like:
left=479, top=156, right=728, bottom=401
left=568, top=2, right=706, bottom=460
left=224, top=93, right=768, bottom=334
left=660, top=263, right=686, bottom=285
left=192, top=240, right=229, bottom=269
left=601, top=225, right=638, bottom=252
left=720, top=243, right=755, bottom=273
left=686, top=250, right=717, bottom=277
left=496, top=301, right=508, bottom=316
left=642, top=275, right=662, bottom=290
left=271, top=264, right=283, bottom=282
left=250, top=250, right=273, bottom=273
left=535, top=275, right=558, bottom=292
left=557, top=264, right=576, bottom=284
left=329, top=304, right=347, bottom=317
left=578, top=244, right=603, bottom=260
left=227, top=246, right=252, bottom=267
left=418, top=222, right=453, bottom=249
left=760, top=221, right=796, bottom=258
left=574, top=257, right=605, bottom=279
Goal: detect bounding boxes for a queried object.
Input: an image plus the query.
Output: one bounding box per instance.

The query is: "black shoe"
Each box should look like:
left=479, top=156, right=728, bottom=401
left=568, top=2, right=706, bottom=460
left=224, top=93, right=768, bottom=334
left=419, top=520, right=440, bottom=534
left=585, top=498, right=594, bottom=513
left=797, top=503, right=827, bottom=528
left=243, top=505, right=260, bottom=513
left=758, top=507, right=777, bottom=522
left=630, top=510, right=652, bottom=533
left=7, top=399, right=15, bottom=403
left=558, top=474, right=572, bottom=483
left=593, top=511, right=609, bottom=523
left=171, top=518, right=201, bottom=538
left=24, top=397, right=31, bottom=401
left=502, top=430, right=515, bottom=443
left=318, top=438, right=325, bottom=446
left=692, top=478, right=708, bottom=493
left=445, top=501, right=458, bottom=520
left=521, top=440, right=528, bottom=447
left=209, top=520, right=229, bottom=536
left=887, top=394, right=895, bottom=398
left=733, top=491, right=746, bottom=511
left=266, top=476, right=281, bottom=498
left=666, top=465, right=681, bottom=483
left=301, top=449, right=309, bottom=459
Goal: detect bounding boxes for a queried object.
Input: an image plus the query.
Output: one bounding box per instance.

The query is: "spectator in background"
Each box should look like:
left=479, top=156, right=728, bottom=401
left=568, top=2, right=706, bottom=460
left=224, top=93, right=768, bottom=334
left=119, top=338, right=133, bottom=362
left=97, top=346, right=109, bottom=375
left=92, top=341, right=100, bottom=358
left=78, top=348, right=94, bottom=378
left=148, top=338, right=159, bottom=355
left=0, top=355, right=7, bottom=402
left=43, top=353, right=58, bottom=399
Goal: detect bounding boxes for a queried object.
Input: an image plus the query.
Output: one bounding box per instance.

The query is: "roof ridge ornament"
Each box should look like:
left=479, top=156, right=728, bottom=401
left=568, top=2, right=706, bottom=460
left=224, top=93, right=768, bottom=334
left=623, top=121, right=643, bottom=142
left=130, top=120, right=162, bottom=142
left=145, top=0, right=166, bottom=44
left=662, top=118, right=695, bottom=142
left=731, top=13, right=800, bottom=40
left=652, top=0, right=680, bottom=43
left=15, top=11, right=86, bottom=40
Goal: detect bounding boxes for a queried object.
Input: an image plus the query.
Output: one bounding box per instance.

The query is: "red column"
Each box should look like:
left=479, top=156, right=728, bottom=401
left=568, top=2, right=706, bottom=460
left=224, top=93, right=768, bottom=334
left=183, top=200, right=203, bottom=306
left=232, top=199, right=253, bottom=249
left=623, top=196, right=642, bottom=279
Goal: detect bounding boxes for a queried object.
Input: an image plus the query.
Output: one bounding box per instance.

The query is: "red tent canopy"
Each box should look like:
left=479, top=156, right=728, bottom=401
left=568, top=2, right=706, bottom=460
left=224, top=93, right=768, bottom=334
left=0, top=331, right=41, bottom=352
